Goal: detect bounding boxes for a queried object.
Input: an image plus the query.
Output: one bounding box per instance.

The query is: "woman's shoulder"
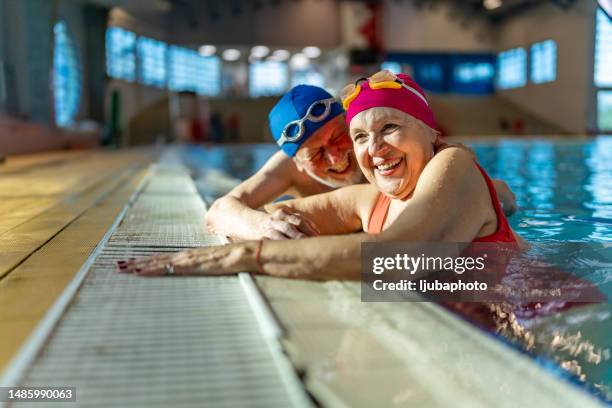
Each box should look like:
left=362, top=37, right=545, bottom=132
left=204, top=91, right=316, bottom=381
left=423, top=145, right=480, bottom=183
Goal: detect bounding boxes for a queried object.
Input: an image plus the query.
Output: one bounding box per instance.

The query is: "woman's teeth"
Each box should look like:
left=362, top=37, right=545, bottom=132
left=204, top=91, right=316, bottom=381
left=376, top=158, right=402, bottom=172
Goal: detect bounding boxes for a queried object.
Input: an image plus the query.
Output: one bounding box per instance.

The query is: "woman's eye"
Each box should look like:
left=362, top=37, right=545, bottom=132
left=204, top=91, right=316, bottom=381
left=353, top=134, right=367, bottom=143
left=382, top=123, right=399, bottom=133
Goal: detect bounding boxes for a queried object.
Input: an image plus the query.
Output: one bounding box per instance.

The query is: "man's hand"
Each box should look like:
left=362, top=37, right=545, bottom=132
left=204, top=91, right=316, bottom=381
left=262, top=207, right=320, bottom=240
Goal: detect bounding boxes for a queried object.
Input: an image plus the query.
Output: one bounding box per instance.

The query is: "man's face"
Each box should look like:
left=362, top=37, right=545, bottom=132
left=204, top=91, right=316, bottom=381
left=293, top=115, right=363, bottom=188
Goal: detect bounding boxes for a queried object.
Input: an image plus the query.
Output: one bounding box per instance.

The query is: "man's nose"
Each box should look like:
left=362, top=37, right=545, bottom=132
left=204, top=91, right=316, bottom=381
left=325, top=145, right=346, bottom=165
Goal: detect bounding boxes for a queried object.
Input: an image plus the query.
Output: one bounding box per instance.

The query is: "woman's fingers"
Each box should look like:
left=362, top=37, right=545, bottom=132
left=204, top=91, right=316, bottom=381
left=116, top=245, right=242, bottom=277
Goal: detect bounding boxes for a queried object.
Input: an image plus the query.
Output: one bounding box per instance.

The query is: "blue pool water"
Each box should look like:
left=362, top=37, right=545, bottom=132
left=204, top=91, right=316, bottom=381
left=472, top=137, right=612, bottom=243
left=184, top=137, right=612, bottom=402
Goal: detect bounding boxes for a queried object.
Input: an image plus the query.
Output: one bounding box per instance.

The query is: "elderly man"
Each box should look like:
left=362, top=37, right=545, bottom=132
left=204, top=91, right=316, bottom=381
left=206, top=85, right=516, bottom=241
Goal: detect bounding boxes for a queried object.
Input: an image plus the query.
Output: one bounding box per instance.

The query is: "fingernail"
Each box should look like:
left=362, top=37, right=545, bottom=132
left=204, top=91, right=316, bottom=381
left=118, top=264, right=127, bottom=270
left=135, top=269, right=141, bottom=273
left=117, top=260, right=126, bottom=265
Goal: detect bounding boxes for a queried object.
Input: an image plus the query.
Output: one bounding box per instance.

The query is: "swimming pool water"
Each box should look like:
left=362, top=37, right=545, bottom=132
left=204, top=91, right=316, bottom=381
left=185, top=136, right=612, bottom=402
left=188, top=137, right=612, bottom=245
left=471, top=137, right=612, bottom=243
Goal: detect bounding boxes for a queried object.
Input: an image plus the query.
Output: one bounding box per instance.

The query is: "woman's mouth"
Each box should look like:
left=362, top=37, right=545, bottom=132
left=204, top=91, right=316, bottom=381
left=374, top=157, right=403, bottom=176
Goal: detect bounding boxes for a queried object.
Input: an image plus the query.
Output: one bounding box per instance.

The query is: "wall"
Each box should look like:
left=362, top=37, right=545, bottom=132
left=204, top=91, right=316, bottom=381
left=3, top=0, right=31, bottom=119
left=0, top=0, right=106, bottom=125
left=382, top=0, right=495, bottom=52
left=0, top=0, right=7, bottom=113
left=495, top=0, right=597, bottom=134
left=105, top=79, right=168, bottom=145
left=166, top=0, right=340, bottom=48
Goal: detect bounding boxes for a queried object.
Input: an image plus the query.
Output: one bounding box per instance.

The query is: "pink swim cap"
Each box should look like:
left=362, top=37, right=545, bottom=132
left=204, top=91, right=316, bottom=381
left=345, top=73, right=437, bottom=130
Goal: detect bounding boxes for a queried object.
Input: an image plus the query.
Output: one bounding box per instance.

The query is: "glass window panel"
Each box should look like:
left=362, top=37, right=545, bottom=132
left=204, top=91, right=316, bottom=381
left=249, top=61, right=288, bottom=97
left=53, top=21, right=81, bottom=127
left=380, top=61, right=402, bottom=74
left=291, top=68, right=325, bottom=88
left=598, top=91, right=612, bottom=131
left=137, top=36, right=167, bottom=87
left=595, top=8, right=612, bottom=87
left=106, top=27, right=136, bottom=82
left=168, top=46, right=221, bottom=96
left=531, top=40, right=557, bottom=84
left=497, top=47, right=527, bottom=89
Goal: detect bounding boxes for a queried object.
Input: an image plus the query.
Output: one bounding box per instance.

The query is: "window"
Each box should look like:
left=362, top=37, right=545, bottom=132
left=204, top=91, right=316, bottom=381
left=497, top=47, right=527, bottom=89
left=531, top=40, right=557, bottom=84
left=168, top=46, right=221, bottom=96
left=598, top=91, right=612, bottom=131
left=452, top=61, right=495, bottom=94
left=595, top=8, right=612, bottom=87
left=53, top=21, right=81, bottom=127
left=137, top=37, right=167, bottom=87
left=416, top=63, right=444, bottom=92
left=291, top=68, right=325, bottom=88
left=249, top=61, right=288, bottom=97
left=380, top=61, right=402, bottom=74
left=106, top=27, right=136, bottom=82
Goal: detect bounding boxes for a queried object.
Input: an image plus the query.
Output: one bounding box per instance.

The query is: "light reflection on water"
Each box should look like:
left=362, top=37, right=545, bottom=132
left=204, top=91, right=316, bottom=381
left=185, top=137, right=612, bottom=401
left=473, top=137, right=612, bottom=243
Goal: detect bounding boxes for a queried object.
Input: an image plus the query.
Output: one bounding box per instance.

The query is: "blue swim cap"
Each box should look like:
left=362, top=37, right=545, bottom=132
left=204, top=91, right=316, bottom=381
left=269, top=85, right=344, bottom=157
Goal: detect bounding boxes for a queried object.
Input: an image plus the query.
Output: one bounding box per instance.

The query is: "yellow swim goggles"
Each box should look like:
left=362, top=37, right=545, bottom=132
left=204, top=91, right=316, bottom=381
left=342, top=77, right=429, bottom=110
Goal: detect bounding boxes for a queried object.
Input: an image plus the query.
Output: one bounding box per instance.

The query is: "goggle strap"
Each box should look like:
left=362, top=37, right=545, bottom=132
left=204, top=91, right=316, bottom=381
left=399, top=82, right=429, bottom=106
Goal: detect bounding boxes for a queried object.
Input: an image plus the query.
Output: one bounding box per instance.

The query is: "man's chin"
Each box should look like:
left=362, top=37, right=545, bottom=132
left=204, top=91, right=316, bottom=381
left=325, top=169, right=364, bottom=187
left=305, top=168, right=362, bottom=188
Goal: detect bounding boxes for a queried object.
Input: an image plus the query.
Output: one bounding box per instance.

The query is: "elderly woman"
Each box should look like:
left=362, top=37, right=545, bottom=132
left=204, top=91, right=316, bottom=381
left=120, top=71, right=525, bottom=279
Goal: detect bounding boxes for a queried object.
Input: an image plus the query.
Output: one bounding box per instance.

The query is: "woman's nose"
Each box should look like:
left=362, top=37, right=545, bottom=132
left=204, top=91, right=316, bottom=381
left=367, top=134, right=385, bottom=156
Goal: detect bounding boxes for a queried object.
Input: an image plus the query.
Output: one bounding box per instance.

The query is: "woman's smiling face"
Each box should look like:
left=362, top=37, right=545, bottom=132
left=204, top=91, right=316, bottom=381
left=349, top=107, right=437, bottom=200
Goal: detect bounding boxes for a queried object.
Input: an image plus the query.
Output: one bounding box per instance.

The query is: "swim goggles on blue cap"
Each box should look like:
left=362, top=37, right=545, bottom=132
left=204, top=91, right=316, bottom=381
left=276, top=97, right=338, bottom=147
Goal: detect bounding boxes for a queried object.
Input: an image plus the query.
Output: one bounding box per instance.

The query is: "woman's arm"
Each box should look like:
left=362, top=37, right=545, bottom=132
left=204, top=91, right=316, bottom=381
left=380, top=147, right=497, bottom=242
left=121, top=233, right=369, bottom=281
left=264, top=184, right=378, bottom=235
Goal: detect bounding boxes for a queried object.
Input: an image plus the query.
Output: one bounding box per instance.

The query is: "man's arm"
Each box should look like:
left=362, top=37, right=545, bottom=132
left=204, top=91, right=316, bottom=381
left=206, top=151, right=303, bottom=240
left=492, top=179, right=517, bottom=216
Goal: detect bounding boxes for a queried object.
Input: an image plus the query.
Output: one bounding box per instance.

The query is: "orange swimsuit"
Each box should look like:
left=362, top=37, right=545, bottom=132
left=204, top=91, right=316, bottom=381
left=367, top=161, right=516, bottom=244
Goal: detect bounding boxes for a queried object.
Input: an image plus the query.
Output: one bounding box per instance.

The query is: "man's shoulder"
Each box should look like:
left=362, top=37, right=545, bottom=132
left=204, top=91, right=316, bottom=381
left=260, top=151, right=299, bottom=176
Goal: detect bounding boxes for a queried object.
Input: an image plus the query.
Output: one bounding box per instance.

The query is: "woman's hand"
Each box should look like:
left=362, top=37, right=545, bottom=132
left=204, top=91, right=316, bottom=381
left=117, top=242, right=257, bottom=277
left=261, top=207, right=320, bottom=240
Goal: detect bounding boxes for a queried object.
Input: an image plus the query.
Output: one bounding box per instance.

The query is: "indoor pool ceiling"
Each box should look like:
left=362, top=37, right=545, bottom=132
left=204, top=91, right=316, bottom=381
left=88, top=0, right=579, bottom=24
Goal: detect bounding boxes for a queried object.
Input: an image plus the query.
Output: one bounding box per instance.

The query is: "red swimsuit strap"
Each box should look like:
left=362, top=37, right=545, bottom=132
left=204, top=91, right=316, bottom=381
left=367, top=193, right=391, bottom=234
left=472, top=162, right=516, bottom=243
